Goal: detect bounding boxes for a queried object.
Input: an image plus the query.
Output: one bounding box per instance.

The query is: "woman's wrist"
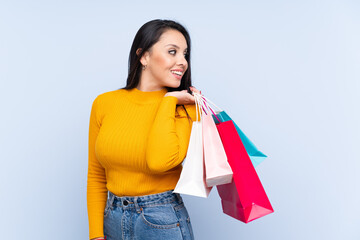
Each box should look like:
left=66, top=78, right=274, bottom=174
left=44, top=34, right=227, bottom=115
left=164, top=92, right=179, bottom=104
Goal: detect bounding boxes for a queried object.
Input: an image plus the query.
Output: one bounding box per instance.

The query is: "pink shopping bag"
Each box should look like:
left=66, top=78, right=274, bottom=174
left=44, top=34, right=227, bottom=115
left=199, top=94, right=233, bottom=187
left=216, top=120, right=274, bottom=223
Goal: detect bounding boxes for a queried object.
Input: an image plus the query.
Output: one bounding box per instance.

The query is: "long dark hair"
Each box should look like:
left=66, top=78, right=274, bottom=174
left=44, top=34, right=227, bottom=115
left=120, top=19, right=193, bottom=119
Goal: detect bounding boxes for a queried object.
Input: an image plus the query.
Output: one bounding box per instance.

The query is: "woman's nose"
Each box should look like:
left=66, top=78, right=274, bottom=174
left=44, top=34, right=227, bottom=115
left=177, top=55, right=188, bottom=67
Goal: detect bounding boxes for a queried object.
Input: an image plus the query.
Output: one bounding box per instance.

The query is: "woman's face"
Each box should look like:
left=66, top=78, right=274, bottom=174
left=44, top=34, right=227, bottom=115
left=140, top=29, right=188, bottom=89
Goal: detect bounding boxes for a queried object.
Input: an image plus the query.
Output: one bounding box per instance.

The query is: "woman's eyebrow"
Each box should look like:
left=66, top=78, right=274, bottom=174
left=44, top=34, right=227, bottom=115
left=165, top=44, right=188, bottom=51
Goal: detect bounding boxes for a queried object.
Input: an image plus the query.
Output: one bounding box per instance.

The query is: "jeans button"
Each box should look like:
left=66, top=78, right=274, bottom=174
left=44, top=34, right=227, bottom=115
left=123, top=200, right=128, bottom=206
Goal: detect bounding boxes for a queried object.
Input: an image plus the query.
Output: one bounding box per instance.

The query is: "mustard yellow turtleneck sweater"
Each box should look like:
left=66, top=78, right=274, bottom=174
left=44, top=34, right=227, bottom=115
left=87, top=87, right=196, bottom=239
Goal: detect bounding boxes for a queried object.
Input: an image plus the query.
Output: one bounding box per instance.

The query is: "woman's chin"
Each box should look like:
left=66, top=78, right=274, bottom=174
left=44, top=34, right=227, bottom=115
left=164, top=81, right=181, bottom=89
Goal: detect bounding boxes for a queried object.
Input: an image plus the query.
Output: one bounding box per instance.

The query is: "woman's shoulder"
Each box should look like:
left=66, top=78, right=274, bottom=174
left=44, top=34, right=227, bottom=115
left=94, top=89, right=127, bottom=102
left=91, top=89, right=128, bottom=113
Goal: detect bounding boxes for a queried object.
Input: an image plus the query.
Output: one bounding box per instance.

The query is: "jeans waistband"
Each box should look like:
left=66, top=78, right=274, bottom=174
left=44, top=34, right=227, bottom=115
left=107, top=189, right=183, bottom=211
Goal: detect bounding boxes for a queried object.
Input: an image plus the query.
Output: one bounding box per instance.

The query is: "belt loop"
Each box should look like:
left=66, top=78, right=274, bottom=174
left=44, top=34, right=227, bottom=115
left=134, top=196, right=141, bottom=213
left=175, top=192, right=183, bottom=203
left=109, top=191, right=115, bottom=209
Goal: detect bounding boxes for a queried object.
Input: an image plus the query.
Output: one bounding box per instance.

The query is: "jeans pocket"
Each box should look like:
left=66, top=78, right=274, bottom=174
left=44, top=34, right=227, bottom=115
left=140, top=204, right=180, bottom=229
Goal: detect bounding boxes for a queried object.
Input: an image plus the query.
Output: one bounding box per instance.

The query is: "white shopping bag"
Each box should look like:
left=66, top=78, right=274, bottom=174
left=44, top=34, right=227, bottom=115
left=173, top=94, right=212, bottom=198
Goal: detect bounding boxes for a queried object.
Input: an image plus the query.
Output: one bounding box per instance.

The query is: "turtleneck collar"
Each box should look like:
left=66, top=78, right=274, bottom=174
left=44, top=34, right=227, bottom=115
left=124, top=87, right=168, bottom=104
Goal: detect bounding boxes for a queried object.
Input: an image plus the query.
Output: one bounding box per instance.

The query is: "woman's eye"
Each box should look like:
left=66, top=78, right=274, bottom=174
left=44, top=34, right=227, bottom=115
left=169, top=50, right=188, bottom=58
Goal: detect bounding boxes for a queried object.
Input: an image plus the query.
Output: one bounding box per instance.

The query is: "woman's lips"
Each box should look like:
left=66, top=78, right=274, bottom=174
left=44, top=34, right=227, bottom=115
left=171, top=72, right=182, bottom=80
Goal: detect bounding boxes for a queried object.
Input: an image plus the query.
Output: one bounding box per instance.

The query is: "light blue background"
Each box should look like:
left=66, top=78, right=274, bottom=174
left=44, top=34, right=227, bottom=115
left=1, top=0, right=359, bottom=239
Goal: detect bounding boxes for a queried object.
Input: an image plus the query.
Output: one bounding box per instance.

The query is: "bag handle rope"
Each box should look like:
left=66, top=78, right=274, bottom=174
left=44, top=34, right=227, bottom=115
left=193, top=92, right=222, bottom=123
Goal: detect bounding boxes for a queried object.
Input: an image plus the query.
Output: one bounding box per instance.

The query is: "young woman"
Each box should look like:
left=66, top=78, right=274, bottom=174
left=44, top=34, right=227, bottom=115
left=87, top=19, right=200, bottom=240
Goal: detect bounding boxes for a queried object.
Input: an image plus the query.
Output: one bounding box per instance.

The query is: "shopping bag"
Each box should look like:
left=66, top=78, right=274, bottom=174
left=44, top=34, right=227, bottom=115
left=214, top=111, right=267, bottom=167
left=201, top=95, right=267, bottom=167
left=215, top=119, right=274, bottom=223
left=196, top=93, right=233, bottom=187
left=173, top=94, right=212, bottom=198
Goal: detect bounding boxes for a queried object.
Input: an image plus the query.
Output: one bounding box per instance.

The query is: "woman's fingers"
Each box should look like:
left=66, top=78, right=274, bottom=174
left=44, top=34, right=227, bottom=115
left=190, top=86, right=201, bottom=95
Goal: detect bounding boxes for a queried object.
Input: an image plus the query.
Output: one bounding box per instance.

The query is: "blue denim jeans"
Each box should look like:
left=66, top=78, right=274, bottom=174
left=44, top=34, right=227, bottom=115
left=103, top=189, right=195, bottom=240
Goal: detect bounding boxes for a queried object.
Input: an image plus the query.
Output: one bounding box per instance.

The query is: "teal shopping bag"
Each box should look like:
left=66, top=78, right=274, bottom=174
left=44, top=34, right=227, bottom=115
left=212, top=111, right=267, bottom=167
left=200, top=95, right=267, bottom=167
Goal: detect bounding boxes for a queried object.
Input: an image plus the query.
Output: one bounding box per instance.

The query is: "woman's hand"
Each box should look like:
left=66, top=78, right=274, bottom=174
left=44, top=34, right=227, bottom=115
left=165, top=86, right=201, bottom=105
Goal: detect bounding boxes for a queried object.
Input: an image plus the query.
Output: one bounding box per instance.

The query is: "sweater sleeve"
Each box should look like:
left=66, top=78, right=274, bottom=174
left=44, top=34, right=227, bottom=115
left=146, top=96, right=197, bottom=173
left=87, top=95, right=108, bottom=239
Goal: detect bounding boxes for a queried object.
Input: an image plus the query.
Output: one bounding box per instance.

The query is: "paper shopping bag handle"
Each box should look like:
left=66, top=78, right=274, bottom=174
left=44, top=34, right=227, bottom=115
left=193, top=92, right=222, bottom=123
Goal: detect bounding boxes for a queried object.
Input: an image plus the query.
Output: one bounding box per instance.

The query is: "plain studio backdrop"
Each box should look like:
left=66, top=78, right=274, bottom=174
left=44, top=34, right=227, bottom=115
left=0, top=0, right=359, bottom=239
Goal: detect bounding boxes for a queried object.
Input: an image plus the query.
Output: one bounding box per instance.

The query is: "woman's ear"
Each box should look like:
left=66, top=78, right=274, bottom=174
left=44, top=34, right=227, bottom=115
left=138, top=48, right=149, bottom=66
